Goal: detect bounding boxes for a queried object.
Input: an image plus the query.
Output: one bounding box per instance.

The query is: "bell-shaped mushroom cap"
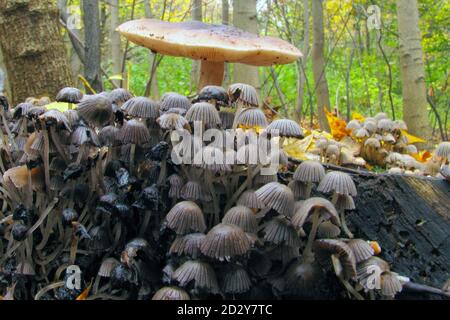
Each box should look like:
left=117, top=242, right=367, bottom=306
left=313, top=239, right=357, bottom=279
left=344, top=239, right=374, bottom=263
left=228, top=83, right=260, bottom=107
left=3, top=166, right=44, bottom=190
left=255, top=182, right=295, bottom=217
left=165, top=201, right=206, bottom=235
left=436, top=141, right=450, bottom=159
left=236, top=108, right=268, bottom=128
left=200, top=223, right=251, bottom=260
left=219, top=110, right=235, bottom=129
left=293, top=160, right=325, bottom=183
left=317, top=221, right=341, bottom=239
left=121, top=97, right=159, bottom=119
left=221, top=264, right=252, bottom=294
left=374, top=112, right=388, bottom=121
left=98, top=258, right=120, bottom=277
left=377, top=118, right=394, bottom=131
left=168, top=174, right=184, bottom=199
left=56, top=87, right=84, bottom=104
left=356, top=256, right=390, bottom=286
left=264, top=119, right=304, bottom=139
left=64, top=109, right=80, bottom=127
left=364, top=137, right=381, bottom=148
left=263, top=216, right=301, bottom=247
left=117, top=19, right=301, bottom=66
left=173, top=260, right=219, bottom=292
left=98, top=125, right=121, bottom=147
left=77, top=94, right=113, bottom=127
left=180, top=180, right=211, bottom=202
left=237, top=189, right=265, bottom=209
left=13, top=102, right=34, bottom=118
left=292, top=197, right=340, bottom=228
left=288, top=180, right=307, bottom=199
left=157, top=113, right=189, bottom=130
left=152, top=286, right=190, bottom=300
left=118, top=119, right=151, bottom=145
left=355, top=127, right=370, bottom=138
left=109, top=88, right=133, bottom=106
left=39, top=109, right=71, bottom=131
left=169, top=233, right=205, bottom=259
left=318, top=171, right=357, bottom=196
left=71, top=124, right=100, bottom=146
left=346, top=120, right=361, bottom=131
left=222, top=206, right=258, bottom=233
left=16, top=261, right=36, bottom=276
left=335, top=195, right=356, bottom=211
left=196, top=86, right=229, bottom=106
left=285, top=260, right=318, bottom=291
left=381, top=271, right=403, bottom=297
left=160, top=92, right=191, bottom=113
left=392, top=120, right=407, bottom=131
left=186, top=102, right=221, bottom=126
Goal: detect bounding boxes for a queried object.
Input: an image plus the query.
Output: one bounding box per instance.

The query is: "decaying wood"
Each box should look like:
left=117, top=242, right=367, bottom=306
left=350, top=174, right=449, bottom=290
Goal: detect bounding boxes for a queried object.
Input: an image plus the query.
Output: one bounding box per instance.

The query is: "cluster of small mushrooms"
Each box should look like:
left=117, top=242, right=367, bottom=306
left=0, top=18, right=447, bottom=301
left=0, top=82, right=419, bottom=300
left=309, top=112, right=450, bottom=178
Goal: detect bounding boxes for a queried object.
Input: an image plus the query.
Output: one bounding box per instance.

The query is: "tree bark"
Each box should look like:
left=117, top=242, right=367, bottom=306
left=82, top=0, right=103, bottom=93
left=232, top=0, right=260, bottom=92
left=110, top=0, right=122, bottom=88
left=350, top=174, right=450, bottom=290
left=222, top=0, right=230, bottom=87
left=295, top=0, right=310, bottom=121
left=191, top=0, right=203, bottom=91
left=144, top=0, right=159, bottom=98
left=396, top=0, right=432, bottom=147
left=0, top=0, right=73, bottom=105
left=311, top=0, right=331, bottom=131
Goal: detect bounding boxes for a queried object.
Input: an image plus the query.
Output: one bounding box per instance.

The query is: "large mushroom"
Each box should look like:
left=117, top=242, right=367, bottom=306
left=117, top=19, right=302, bottom=89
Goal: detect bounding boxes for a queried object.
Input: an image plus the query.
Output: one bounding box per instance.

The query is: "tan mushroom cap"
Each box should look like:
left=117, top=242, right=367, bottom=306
left=117, top=19, right=302, bottom=66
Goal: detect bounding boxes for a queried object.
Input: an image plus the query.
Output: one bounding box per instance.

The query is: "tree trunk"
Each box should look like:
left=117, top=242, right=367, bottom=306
left=295, top=0, right=310, bottom=121
left=311, top=0, right=330, bottom=131
left=191, top=0, right=203, bottom=91
left=396, top=0, right=432, bottom=147
left=82, top=0, right=103, bottom=93
left=0, top=0, right=73, bottom=105
left=144, top=0, right=160, bottom=98
left=350, top=174, right=450, bottom=290
left=232, top=0, right=260, bottom=91
left=222, top=0, right=230, bottom=88
left=110, top=0, right=122, bottom=88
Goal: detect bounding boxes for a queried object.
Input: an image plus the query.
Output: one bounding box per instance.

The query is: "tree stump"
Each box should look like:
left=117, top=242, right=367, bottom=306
left=349, top=174, right=450, bottom=289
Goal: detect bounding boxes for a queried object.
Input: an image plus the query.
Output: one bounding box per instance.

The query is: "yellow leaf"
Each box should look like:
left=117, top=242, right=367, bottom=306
left=238, top=124, right=264, bottom=135
left=325, top=109, right=351, bottom=140
left=401, top=130, right=426, bottom=144
left=45, top=102, right=71, bottom=112
left=411, top=150, right=432, bottom=163
left=76, top=282, right=93, bottom=300
left=109, top=74, right=123, bottom=81
left=352, top=112, right=365, bottom=122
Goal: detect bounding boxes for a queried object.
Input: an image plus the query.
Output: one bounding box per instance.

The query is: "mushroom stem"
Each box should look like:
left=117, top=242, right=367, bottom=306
left=130, top=143, right=136, bottom=174
left=225, top=165, right=261, bottom=213
left=339, top=208, right=354, bottom=239
left=303, top=208, right=322, bottom=262
left=199, top=61, right=225, bottom=90
left=205, top=171, right=220, bottom=226
left=305, top=182, right=313, bottom=199
left=49, top=126, right=69, bottom=163
left=41, top=121, right=51, bottom=193
left=70, top=231, right=79, bottom=264
left=139, top=210, right=152, bottom=237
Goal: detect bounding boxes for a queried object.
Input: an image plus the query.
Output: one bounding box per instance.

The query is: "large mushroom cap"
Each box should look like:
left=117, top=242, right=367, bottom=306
left=165, top=201, right=206, bottom=235
left=255, top=182, right=295, bottom=217
left=117, top=19, right=302, bottom=66
left=200, top=223, right=251, bottom=260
